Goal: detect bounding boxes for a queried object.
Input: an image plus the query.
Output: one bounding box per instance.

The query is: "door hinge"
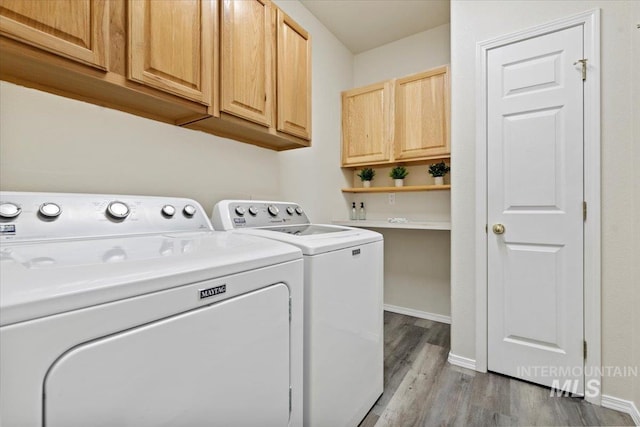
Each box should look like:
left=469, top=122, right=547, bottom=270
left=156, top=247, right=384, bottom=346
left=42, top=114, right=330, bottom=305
left=574, top=59, right=587, bottom=81
left=584, top=340, right=587, bottom=359
left=289, top=386, right=292, bottom=413
left=289, top=297, right=291, bottom=321
left=485, top=224, right=488, bottom=234
left=583, top=201, right=587, bottom=221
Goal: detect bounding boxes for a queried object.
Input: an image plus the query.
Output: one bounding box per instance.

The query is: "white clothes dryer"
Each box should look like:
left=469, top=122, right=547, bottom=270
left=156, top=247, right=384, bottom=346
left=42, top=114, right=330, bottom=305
left=0, top=192, right=303, bottom=427
left=212, top=200, right=384, bottom=427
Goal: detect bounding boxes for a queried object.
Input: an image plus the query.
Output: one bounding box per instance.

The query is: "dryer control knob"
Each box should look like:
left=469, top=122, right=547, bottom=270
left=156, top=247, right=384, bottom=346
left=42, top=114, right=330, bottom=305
left=183, top=204, right=197, bottom=217
left=39, top=203, right=61, bottom=219
left=286, top=207, right=294, bottom=215
left=267, top=205, right=279, bottom=217
left=235, top=206, right=246, bottom=216
left=0, top=202, right=22, bottom=219
left=106, top=201, right=130, bottom=220
left=295, top=207, right=304, bottom=215
left=248, top=206, right=258, bottom=216
left=161, top=205, right=176, bottom=217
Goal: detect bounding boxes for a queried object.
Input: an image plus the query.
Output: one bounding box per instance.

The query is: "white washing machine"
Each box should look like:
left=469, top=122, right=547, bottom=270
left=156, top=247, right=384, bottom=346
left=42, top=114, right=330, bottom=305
left=0, top=192, right=303, bottom=427
left=212, top=200, right=383, bottom=427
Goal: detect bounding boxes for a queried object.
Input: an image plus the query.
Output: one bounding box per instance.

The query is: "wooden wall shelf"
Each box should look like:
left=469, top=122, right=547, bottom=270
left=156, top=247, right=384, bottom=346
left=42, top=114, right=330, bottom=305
left=342, top=185, right=450, bottom=193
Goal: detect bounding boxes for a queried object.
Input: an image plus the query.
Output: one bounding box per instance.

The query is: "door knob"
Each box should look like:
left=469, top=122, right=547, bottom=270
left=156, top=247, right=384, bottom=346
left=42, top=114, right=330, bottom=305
left=492, top=224, right=505, bottom=234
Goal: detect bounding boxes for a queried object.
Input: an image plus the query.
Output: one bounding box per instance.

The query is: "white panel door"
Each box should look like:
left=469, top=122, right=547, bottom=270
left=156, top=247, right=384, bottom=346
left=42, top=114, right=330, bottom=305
left=487, top=25, right=584, bottom=393
left=45, top=283, right=290, bottom=427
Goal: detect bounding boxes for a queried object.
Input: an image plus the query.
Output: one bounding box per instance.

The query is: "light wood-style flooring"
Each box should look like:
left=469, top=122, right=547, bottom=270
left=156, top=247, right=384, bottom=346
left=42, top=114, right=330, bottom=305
left=359, top=311, right=634, bottom=427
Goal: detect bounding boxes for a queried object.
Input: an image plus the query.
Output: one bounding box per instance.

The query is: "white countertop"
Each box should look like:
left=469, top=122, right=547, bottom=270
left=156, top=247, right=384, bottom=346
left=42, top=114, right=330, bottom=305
left=332, top=220, right=451, bottom=231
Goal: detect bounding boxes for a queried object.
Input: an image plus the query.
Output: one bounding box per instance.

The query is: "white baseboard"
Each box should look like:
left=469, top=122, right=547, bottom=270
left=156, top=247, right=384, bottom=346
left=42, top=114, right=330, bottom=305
left=601, top=394, right=640, bottom=426
left=383, top=304, right=451, bottom=324
left=447, top=352, right=477, bottom=371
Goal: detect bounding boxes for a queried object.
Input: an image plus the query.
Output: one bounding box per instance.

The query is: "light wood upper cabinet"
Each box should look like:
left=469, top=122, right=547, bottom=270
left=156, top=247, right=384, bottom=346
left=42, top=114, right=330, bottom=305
left=220, top=0, right=272, bottom=127
left=0, top=0, right=108, bottom=69
left=0, top=0, right=312, bottom=151
left=276, top=9, right=311, bottom=140
left=341, top=81, right=393, bottom=166
left=128, top=0, right=213, bottom=105
left=395, top=66, right=450, bottom=161
left=341, top=65, right=450, bottom=167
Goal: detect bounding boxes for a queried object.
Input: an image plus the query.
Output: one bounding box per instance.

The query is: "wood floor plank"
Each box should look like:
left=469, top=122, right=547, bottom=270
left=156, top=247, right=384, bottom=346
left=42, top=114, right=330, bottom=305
left=420, top=364, right=475, bottom=426
left=376, top=343, right=448, bottom=427
left=359, top=311, right=635, bottom=427
left=469, top=371, right=511, bottom=415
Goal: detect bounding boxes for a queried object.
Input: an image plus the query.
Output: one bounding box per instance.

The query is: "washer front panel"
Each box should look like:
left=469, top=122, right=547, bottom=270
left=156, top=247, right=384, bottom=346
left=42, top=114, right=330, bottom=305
left=45, top=284, right=290, bottom=427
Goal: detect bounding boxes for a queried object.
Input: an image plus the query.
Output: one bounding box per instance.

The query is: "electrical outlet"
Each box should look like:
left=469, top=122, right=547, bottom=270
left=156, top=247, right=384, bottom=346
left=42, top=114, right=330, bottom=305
left=388, top=193, right=395, bottom=205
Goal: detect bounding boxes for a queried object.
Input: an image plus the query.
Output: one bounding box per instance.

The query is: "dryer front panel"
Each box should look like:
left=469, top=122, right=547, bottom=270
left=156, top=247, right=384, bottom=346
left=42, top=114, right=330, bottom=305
left=44, top=283, right=290, bottom=427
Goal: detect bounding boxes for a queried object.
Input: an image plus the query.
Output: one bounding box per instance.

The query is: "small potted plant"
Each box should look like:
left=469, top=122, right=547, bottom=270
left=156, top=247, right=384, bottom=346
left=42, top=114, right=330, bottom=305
left=428, top=162, right=450, bottom=185
left=389, top=166, right=409, bottom=187
left=357, top=168, right=375, bottom=188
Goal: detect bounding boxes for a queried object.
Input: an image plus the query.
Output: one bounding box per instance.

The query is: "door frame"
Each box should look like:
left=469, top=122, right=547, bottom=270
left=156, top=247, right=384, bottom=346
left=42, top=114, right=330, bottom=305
left=474, top=9, right=601, bottom=404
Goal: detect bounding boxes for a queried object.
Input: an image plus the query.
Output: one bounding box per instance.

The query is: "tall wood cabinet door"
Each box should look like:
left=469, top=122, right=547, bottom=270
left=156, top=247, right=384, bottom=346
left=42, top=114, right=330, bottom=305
left=394, top=66, right=450, bottom=161
left=0, top=0, right=108, bottom=69
left=341, top=81, right=393, bottom=166
left=220, top=0, right=273, bottom=127
left=276, top=9, right=311, bottom=140
left=129, top=0, right=213, bottom=105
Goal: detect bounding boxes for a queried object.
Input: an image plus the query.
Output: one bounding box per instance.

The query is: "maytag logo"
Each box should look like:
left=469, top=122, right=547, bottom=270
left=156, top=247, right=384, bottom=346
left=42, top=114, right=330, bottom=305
left=0, top=224, right=16, bottom=235
left=199, top=284, right=226, bottom=300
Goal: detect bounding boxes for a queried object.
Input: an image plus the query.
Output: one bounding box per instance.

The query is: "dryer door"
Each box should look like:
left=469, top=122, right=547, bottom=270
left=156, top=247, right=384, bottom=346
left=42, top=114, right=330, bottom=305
left=44, top=283, right=290, bottom=427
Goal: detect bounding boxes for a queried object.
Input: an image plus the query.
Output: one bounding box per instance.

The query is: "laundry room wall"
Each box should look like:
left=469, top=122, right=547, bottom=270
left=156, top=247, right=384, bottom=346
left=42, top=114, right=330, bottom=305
left=341, top=24, right=453, bottom=321
left=0, top=81, right=281, bottom=214
left=633, top=0, right=640, bottom=412
left=450, top=0, right=640, bottom=410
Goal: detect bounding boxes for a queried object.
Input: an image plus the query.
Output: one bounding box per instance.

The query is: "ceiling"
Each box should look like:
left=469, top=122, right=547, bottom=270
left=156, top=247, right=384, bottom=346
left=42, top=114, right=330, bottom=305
left=299, top=0, right=450, bottom=54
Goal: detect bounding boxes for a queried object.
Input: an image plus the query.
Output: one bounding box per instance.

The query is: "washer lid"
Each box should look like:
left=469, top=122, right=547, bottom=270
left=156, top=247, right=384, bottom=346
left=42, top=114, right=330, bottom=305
left=0, top=231, right=301, bottom=326
left=231, top=224, right=383, bottom=255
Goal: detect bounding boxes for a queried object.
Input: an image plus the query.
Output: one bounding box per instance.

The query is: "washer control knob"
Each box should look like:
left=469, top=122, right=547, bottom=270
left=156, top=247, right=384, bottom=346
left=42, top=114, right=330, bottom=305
left=106, top=201, right=130, bottom=220
left=235, top=206, right=246, bottom=216
left=295, top=207, right=304, bottom=215
left=248, top=206, right=258, bottom=216
left=286, top=207, right=294, bottom=215
left=161, top=205, right=176, bottom=217
left=267, top=205, right=279, bottom=217
left=183, top=204, right=197, bottom=217
left=0, top=202, right=22, bottom=219
left=39, top=203, right=62, bottom=219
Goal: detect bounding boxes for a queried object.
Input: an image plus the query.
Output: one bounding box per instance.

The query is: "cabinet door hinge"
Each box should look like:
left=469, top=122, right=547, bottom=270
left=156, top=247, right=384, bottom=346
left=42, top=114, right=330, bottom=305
left=574, top=59, right=587, bottom=81
left=583, top=201, right=587, bottom=221
left=584, top=340, right=587, bottom=359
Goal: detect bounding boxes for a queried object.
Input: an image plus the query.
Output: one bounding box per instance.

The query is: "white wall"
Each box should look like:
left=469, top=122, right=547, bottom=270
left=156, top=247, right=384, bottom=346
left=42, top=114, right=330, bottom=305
left=632, top=0, right=640, bottom=412
left=349, top=24, right=452, bottom=319
left=354, top=23, right=450, bottom=86
left=451, top=0, right=639, bottom=406
left=0, top=81, right=280, bottom=213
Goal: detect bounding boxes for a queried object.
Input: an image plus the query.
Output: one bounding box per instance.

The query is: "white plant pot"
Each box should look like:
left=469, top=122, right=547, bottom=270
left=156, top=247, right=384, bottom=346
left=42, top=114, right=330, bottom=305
left=434, top=176, right=444, bottom=186
left=394, top=179, right=404, bottom=187
left=363, top=181, right=371, bottom=188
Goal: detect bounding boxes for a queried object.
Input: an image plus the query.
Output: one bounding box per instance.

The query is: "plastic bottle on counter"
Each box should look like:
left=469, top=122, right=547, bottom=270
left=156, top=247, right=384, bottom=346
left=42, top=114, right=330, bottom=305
left=350, top=202, right=357, bottom=220
left=359, top=202, right=366, bottom=220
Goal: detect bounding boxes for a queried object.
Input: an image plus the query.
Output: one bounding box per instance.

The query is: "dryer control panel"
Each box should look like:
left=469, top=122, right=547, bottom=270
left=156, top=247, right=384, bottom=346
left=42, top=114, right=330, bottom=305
left=212, top=200, right=310, bottom=230
left=0, top=192, right=212, bottom=242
